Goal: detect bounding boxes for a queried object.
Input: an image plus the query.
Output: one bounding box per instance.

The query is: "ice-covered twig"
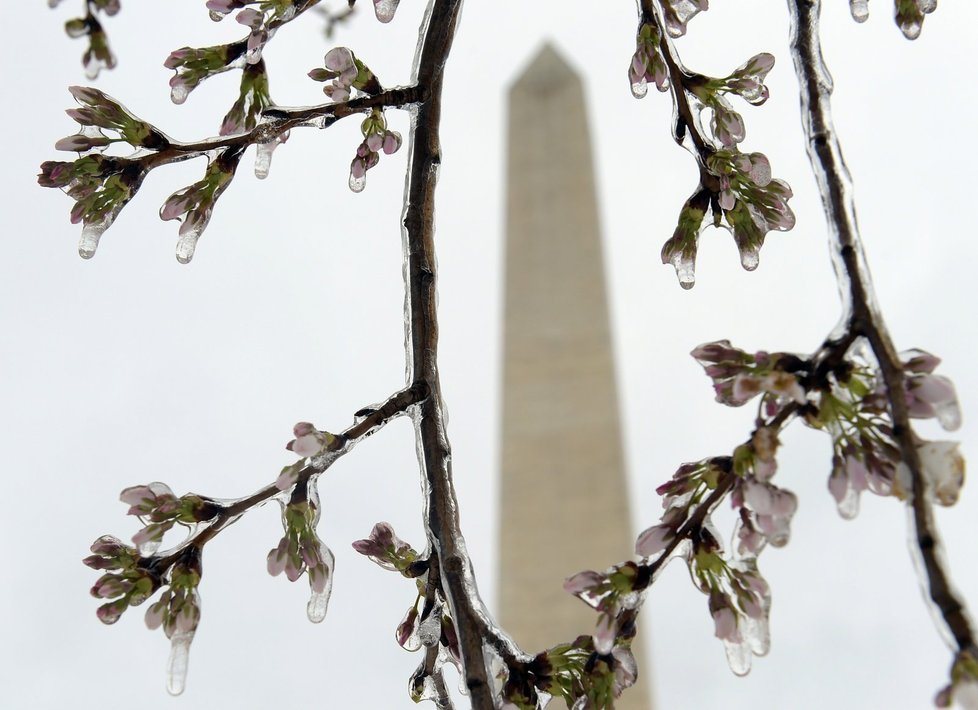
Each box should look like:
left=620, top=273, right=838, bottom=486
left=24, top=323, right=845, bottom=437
left=400, top=1, right=519, bottom=706
left=788, top=0, right=977, bottom=662
left=150, top=383, right=426, bottom=568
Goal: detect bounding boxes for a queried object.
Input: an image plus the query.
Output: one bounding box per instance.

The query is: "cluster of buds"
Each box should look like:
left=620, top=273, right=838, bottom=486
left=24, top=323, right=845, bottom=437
left=352, top=521, right=422, bottom=576
left=686, top=53, right=776, bottom=148
left=500, top=636, right=638, bottom=710
left=277, top=421, right=337, bottom=490
left=308, top=47, right=382, bottom=102
left=38, top=153, right=145, bottom=247
left=85, top=535, right=161, bottom=625
left=56, top=0, right=118, bottom=78
left=628, top=23, right=668, bottom=98
left=688, top=526, right=772, bottom=675
left=220, top=60, right=271, bottom=135
left=348, top=109, right=402, bottom=193
left=266, top=488, right=334, bottom=622
left=120, top=482, right=218, bottom=556
left=58, top=86, right=169, bottom=153
left=144, top=550, right=203, bottom=641
left=165, top=43, right=246, bottom=104
left=563, top=562, right=643, bottom=655
left=160, top=146, right=244, bottom=263
left=730, top=447, right=798, bottom=553
left=691, top=340, right=807, bottom=410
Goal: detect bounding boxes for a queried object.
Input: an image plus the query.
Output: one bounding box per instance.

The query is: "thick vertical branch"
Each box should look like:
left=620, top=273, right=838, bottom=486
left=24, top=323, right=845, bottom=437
left=787, top=0, right=977, bottom=658
left=403, top=1, right=500, bottom=706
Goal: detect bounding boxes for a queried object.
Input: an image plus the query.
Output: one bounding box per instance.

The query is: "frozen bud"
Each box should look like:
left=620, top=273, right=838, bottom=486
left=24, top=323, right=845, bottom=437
left=563, top=570, right=605, bottom=596
left=235, top=8, right=262, bottom=28
left=286, top=422, right=333, bottom=457
left=635, top=523, right=674, bottom=557
left=382, top=131, right=402, bottom=155
left=902, top=348, right=941, bottom=374
left=732, top=373, right=763, bottom=403
left=709, top=594, right=739, bottom=642
left=365, top=133, right=384, bottom=152
left=267, top=539, right=288, bottom=576
left=324, top=47, right=355, bottom=72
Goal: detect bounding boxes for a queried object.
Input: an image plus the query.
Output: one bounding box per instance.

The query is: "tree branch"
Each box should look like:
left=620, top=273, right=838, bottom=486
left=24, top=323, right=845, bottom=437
left=402, top=1, right=506, bottom=706
left=787, top=0, right=978, bottom=658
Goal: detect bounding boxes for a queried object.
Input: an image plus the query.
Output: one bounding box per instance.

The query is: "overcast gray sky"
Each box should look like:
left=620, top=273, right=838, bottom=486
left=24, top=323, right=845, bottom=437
left=2, top=2, right=977, bottom=709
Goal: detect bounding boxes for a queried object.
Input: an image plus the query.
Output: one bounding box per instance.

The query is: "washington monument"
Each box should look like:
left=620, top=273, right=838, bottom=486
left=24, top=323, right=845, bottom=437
left=498, top=44, right=653, bottom=709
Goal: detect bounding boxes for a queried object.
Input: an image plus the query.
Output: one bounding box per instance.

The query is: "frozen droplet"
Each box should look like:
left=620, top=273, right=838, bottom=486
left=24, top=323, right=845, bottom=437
left=208, top=10, right=223, bottom=21
left=307, top=588, right=329, bottom=623
left=669, top=253, right=696, bottom=290
left=849, top=0, right=869, bottom=22
left=835, top=486, right=861, bottom=520
left=630, top=78, right=649, bottom=99
left=723, top=638, right=752, bottom=676
left=176, top=231, right=199, bottom=264
left=170, top=82, right=189, bottom=105
left=349, top=172, right=366, bottom=193
left=739, top=246, right=760, bottom=271
left=918, top=0, right=936, bottom=11
left=900, top=19, right=922, bottom=40
left=936, top=401, right=962, bottom=431
left=254, top=143, right=274, bottom=180
left=740, top=613, right=770, bottom=657
left=166, top=630, right=194, bottom=695
left=373, top=0, right=400, bottom=23
left=78, top=222, right=104, bottom=259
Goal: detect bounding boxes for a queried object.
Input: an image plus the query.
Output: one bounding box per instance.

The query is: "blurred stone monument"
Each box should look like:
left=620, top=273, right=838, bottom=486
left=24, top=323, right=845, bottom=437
left=498, top=44, right=652, bottom=709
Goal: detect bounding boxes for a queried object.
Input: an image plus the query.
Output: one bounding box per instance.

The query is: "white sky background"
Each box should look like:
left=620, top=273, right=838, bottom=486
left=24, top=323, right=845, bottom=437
left=2, top=1, right=977, bottom=709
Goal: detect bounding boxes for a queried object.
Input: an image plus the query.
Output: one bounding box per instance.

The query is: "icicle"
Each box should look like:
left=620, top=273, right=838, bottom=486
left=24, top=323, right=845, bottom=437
left=849, top=0, right=869, bottom=22
left=668, top=251, right=695, bottom=290
left=630, top=77, right=649, bottom=99
left=722, top=637, right=752, bottom=676
left=170, top=82, right=189, bottom=105
left=175, top=230, right=200, bottom=264
left=349, top=172, right=366, bottom=193
left=78, top=225, right=103, bottom=259
left=373, top=0, right=400, bottom=23
left=739, top=245, right=760, bottom=272
left=166, top=630, right=194, bottom=695
left=306, top=543, right=334, bottom=623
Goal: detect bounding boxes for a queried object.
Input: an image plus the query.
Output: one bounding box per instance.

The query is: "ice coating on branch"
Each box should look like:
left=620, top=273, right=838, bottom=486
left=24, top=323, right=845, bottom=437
left=166, top=630, right=194, bottom=695
left=373, top=0, right=400, bottom=23
left=849, top=0, right=869, bottom=22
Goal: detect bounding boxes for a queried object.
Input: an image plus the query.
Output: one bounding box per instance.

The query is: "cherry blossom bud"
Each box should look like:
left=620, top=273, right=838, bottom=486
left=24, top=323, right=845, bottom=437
left=635, top=524, right=674, bottom=557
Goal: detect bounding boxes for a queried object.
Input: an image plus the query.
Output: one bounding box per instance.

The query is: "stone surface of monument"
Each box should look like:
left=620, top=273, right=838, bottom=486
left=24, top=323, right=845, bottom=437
left=498, top=44, right=652, bottom=709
